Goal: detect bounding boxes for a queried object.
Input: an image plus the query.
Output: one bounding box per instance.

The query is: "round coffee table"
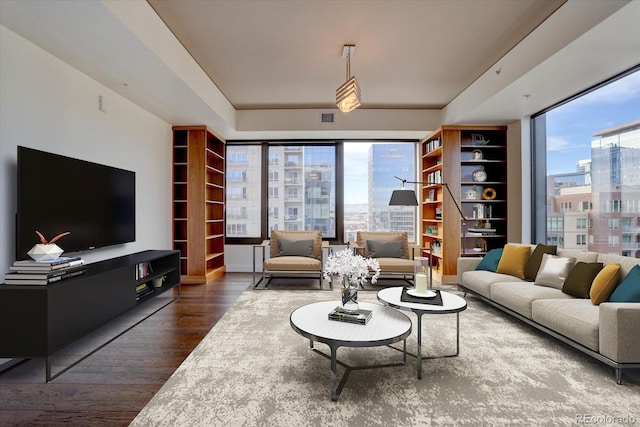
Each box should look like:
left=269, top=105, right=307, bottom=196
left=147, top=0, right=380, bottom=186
left=290, top=300, right=411, bottom=401
left=377, top=287, right=467, bottom=379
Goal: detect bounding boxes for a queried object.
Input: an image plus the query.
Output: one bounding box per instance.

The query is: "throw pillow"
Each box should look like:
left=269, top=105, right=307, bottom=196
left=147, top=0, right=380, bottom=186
left=562, top=262, right=603, bottom=298
left=534, top=253, right=576, bottom=289
left=367, top=240, right=405, bottom=258
left=278, top=239, right=314, bottom=257
left=524, top=244, right=557, bottom=281
left=608, top=264, right=640, bottom=303
left=590, top=263, right=621, bottom=305
left=475, top=248, right=504, bottom=272
left=496, top=244, right=531, bottom=279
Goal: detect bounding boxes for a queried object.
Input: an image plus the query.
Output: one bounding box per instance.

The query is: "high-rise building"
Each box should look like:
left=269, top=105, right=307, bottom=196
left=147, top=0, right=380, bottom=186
left=369, top=144, right=416, bottom=241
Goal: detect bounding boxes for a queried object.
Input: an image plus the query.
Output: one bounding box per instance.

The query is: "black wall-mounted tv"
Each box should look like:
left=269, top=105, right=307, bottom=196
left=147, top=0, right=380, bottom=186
left=16, top=146, right=136, bottom=259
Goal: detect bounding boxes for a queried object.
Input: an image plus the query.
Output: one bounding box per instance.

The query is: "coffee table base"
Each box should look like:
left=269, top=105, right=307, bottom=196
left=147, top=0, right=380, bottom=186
left=309, top=339, right=407, bottom=401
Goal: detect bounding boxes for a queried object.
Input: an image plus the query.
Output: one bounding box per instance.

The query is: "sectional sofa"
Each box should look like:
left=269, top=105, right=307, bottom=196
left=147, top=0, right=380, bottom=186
left=457, top=244, right=640, bottom=384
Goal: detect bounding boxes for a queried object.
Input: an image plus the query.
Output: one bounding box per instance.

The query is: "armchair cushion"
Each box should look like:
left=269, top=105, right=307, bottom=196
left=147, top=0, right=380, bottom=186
left=356, top=231, right=408, bottom=258
left=278, top=239, right=314, bottom=257
left=367, top=240, right=405, bottom=258
left=269, top=230, right=322, bottom=260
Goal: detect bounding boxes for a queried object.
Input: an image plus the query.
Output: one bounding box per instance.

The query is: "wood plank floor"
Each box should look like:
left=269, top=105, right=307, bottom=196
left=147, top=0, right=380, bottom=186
left=0, top=273, right=252, bottom=427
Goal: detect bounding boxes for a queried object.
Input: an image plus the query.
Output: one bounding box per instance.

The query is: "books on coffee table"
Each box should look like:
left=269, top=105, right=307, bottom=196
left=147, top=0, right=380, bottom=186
left=328, top=306, right=372, bottom=325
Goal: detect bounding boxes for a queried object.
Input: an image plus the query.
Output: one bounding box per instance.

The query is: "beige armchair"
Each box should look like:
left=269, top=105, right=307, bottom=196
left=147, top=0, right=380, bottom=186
left=350, top=231, right=422, bottom=285
left=253, top=230, right=329, bottom=289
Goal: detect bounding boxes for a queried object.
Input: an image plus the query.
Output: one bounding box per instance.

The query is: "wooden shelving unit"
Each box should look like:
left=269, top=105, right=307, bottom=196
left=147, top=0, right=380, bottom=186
left=172, top=126, right=226, bottom=284
left=420, top=126, right=507, bottom=284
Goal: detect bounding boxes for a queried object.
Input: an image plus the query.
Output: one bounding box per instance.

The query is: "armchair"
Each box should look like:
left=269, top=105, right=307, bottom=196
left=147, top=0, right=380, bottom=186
left=350, top=231, right=422, bottom=285
left=253, top=230, right=329, bottom=289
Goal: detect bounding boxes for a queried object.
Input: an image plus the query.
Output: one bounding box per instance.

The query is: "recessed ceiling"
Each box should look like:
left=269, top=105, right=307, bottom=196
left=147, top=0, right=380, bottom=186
left=148, top=0, right=565, bottom=110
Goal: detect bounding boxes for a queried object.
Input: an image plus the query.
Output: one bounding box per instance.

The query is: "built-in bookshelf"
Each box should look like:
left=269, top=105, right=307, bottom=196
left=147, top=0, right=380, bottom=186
left=420, top=126, right=507, bottom=284
left=172, top=126, right=226, bottom=284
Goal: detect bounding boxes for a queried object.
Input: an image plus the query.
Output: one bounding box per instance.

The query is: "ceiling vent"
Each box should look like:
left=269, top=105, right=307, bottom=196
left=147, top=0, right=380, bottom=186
left=321, top=113, right=334, bottom=123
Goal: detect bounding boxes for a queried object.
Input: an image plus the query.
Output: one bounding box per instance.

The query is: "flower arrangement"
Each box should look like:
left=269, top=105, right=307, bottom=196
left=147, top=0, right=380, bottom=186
left=323, top=248, right=381, bottom=287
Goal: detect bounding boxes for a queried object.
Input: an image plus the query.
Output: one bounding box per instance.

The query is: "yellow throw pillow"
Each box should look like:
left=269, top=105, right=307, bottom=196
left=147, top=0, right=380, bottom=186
left=590, top=263, right=621, bottom=305
left=496, top=244, right=531, bottom=279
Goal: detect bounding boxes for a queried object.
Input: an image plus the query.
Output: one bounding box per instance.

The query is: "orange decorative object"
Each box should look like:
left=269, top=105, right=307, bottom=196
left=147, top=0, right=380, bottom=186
left=482, top=187, right=497, bottom=200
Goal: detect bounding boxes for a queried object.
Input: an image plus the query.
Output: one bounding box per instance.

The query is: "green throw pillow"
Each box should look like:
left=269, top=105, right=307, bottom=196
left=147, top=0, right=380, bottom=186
left=608, top=265, right=640, bottom=302
left=562, top=262, right=603, bottom=298
left=476, top=248, right=503, bottom=272
left=524, top=244, right=557, bottom=281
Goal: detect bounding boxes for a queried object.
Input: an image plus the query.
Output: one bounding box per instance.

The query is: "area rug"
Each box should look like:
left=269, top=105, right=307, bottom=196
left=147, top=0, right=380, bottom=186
left=131, top=287, right=639, bottom=426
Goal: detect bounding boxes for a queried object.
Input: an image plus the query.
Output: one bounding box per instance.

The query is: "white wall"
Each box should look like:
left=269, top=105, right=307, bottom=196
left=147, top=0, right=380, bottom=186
left=0, top=25, right=173, bottom=275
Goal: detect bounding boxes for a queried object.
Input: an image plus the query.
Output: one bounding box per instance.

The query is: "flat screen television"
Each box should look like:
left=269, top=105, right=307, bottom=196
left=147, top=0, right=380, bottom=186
left=16, top=146, right=136, bottom=259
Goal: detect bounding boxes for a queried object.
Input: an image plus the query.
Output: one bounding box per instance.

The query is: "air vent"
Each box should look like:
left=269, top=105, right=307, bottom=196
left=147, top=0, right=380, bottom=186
left=321, top=113, right=334, bottom=123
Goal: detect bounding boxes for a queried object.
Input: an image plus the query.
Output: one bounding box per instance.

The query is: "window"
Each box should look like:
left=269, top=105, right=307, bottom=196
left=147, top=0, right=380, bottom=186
left=225, top=141, right=416, bottom=244
left=533, top=68, right=640, bottom=258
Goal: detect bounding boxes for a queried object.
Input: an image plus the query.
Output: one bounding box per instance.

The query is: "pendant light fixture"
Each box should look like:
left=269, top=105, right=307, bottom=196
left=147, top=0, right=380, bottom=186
left=336, top=45, right=361, bottom=113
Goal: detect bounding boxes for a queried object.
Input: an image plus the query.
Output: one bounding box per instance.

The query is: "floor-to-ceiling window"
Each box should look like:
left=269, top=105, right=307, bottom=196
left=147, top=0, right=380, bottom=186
left=532, top=67, right=640, bottom=258
left=225, top=141, right=416, bottom=244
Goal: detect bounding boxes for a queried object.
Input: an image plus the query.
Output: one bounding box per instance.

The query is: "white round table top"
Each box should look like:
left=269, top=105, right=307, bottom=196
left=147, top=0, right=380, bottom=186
left=290, top=300, right=411, bottom=347
left=377, top=287, right=467, bottom=314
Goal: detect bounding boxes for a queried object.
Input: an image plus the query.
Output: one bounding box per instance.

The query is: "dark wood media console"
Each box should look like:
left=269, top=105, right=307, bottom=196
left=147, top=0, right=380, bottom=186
left=0, top=250, right=181, bottom=382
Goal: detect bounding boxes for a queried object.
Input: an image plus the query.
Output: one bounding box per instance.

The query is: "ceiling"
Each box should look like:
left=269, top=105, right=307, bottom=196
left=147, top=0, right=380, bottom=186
left=148, top=0, right=565, bottom=111
left=1, top=0, right=638, bottom=139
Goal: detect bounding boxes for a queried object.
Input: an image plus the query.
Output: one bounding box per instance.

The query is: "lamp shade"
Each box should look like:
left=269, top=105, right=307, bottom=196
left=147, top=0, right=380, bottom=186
left=389, top=189, right=418, bottom=206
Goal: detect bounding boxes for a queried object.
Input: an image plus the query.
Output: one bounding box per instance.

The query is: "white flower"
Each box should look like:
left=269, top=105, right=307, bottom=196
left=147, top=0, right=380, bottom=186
left=323, top=248, right=381, bottom=286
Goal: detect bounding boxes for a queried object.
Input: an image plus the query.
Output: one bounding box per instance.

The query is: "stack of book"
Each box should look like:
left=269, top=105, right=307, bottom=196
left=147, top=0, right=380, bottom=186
left=467, top=227, right=497, bottom=236
left=4, top=256, right=86, bottom=285
left=328, top=306, right=373, bottom=325
left=135, top=282, right=154, bottom=300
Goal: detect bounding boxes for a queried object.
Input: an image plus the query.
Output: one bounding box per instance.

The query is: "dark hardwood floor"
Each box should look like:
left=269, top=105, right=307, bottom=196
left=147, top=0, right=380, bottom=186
left=0, top=273, right=252, bottom=427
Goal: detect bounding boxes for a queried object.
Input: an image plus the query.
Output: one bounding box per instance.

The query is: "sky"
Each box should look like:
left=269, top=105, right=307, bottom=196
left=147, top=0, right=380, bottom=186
left=545, top=70, right=640, bottom=175
left=344, top=142, right=372, bottom=204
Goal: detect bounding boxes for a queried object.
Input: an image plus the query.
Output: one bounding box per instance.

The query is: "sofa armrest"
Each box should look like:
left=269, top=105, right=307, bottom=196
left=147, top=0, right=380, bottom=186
left=599, top=303, right=640, bottom=363
left=349, top=241, right=365, bottom=256
left=457, top=257, right=482, bottom=285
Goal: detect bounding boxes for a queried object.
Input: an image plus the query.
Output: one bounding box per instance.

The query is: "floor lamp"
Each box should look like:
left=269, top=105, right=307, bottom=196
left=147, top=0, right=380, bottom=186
left=388, top=176, right=468, bottom=277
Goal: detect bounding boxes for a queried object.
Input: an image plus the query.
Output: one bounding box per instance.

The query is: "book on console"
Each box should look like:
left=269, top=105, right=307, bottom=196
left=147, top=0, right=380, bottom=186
left=4, top=268, right=86, bottom=285
left=328, top=306, right=373, bottom=325
left=9, top=258, right=85, bottom=272
left=4, top=265, right=86, bottom=281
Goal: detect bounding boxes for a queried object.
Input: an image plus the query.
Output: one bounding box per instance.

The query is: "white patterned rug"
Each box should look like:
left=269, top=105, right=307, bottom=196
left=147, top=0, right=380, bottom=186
left=131, top=287, right=639, bottom=426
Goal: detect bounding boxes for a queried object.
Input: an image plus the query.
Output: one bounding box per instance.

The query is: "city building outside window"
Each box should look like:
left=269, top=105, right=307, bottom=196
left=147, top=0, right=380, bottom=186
left=533, top=68, right=640, bottom=258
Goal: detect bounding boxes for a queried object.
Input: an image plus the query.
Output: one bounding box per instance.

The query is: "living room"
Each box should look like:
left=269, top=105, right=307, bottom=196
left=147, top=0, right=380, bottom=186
left=1, top=1, right=639, bottom=425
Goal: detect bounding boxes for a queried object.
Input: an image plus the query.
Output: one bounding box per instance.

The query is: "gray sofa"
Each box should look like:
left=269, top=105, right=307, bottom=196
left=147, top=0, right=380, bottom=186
left=457, top=245, right=640, bottom=384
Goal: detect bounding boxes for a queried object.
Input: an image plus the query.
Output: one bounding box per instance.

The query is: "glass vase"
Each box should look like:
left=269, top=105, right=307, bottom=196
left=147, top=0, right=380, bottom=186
left=341, top=279, right=359, bottom=313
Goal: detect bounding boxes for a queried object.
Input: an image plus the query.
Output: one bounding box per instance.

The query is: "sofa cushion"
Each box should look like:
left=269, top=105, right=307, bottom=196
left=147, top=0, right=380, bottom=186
left=590, top=263, right=621, bottom=305
left=496, top=244, right=531, bottom=279
left=597, top=254, right=640, bottom=278
left=491, top=282, right=572, bottom=319
left=475, top=248, right=503, bottom=272
left=608, top=265, right=640, bottom=302
left=278, top=239, right=314, bottom=257
left=562, top=262, right=603, bottom=298
left=556, top=248, right=598, bottom=263
left=534, top=254, right=576, bottom=289
left=367, top=240, right=404, bottom=258
left=461, top=270, right=525, bottom=298
left=524, top=244, right=557, bottom=281
left=532, top=299, right=600, bottom=351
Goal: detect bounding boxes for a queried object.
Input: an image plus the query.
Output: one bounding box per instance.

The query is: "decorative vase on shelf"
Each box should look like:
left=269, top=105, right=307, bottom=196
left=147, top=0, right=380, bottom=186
left=152, top=277, right=165, bottom=288
left=27, top=243, right=63, bottom=262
